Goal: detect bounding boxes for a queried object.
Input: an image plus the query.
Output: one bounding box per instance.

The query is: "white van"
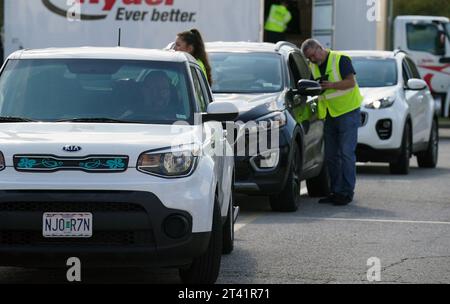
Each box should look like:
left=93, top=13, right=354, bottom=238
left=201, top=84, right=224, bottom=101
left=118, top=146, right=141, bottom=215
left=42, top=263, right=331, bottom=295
left=394, top=16, right=450, bottom=117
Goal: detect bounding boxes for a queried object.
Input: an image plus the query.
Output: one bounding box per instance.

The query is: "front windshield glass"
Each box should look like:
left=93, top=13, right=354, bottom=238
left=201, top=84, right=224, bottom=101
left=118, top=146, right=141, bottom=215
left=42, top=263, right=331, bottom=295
left=0, top=59, right=193, bottom=124
left=209, top=52, right=283, bottom=94
left=352, top=58, right=398, bottom=88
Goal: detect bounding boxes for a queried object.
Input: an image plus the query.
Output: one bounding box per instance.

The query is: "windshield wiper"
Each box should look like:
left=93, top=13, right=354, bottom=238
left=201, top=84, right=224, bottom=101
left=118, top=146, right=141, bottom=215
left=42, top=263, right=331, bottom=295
left=0, top=116, right=36, bottom=123
left=56, top=117, right=137, bottom=123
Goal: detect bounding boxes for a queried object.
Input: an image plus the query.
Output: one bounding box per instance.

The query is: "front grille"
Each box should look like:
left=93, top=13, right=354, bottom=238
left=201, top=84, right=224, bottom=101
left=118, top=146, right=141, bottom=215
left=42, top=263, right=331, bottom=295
left=13, top=155, right=129, bottom=173
left=0, top=201, right=145, bottom=212
left=0, top=231, right=153, bottom=246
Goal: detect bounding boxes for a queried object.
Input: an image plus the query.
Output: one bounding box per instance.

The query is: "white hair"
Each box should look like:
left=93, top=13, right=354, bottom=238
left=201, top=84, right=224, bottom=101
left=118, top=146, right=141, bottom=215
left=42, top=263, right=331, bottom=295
left=300, top=39, right=324, bottom=55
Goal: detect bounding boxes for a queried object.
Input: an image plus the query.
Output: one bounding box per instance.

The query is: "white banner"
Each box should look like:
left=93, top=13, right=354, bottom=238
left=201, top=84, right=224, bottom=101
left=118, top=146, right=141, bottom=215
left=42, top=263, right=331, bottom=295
left=4, top=0, right=263, bottom=59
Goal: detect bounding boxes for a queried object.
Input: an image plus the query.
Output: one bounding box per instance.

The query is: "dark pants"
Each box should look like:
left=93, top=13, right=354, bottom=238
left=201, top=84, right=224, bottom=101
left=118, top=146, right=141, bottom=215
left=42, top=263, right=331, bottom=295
left=324, top=108, right=360, bottom=199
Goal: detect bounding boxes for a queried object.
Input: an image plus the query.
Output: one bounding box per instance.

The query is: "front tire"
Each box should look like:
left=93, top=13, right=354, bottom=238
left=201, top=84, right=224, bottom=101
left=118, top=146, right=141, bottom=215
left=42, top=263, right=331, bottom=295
left=390, top=122, right=411, bottom=175
left=179, top=194, right=222, bottom=284
left=269, top=144, right=301, bottom=212
left=417, top=119, right=438, bottom=168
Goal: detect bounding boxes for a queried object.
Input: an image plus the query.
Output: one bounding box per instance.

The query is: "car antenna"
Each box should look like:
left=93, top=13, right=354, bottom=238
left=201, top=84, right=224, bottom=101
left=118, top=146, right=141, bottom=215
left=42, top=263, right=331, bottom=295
left=118, top=28, right=121, bottom=47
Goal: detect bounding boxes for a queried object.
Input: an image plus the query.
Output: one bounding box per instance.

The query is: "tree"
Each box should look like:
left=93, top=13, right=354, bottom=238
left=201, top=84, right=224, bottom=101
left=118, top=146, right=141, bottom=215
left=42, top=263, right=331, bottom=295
left=394, top=0, right=450, bottom=18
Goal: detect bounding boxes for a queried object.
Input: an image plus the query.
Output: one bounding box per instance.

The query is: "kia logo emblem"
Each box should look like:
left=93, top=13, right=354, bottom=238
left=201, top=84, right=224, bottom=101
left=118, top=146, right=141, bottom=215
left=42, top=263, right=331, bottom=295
left=63, top=145, right=82, bottom=152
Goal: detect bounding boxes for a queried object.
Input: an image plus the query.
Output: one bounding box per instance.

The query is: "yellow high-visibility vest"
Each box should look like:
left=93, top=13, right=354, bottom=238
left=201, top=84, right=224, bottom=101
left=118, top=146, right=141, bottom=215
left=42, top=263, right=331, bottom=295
left=310, top=50, right=363, bottom=119
left=264, top=5, right=292, bottom=33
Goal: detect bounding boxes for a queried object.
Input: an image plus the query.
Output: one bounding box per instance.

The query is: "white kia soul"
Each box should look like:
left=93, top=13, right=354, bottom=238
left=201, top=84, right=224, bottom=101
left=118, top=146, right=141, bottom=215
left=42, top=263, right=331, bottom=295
left=0, top=47, right=237, bottom=284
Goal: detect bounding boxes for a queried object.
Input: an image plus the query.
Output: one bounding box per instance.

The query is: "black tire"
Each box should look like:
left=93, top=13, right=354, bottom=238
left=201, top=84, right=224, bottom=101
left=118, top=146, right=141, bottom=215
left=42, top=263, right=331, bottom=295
left=306, top=162, right=331, bottom=197
left=390, top=122, right=411, bottom=175
left=179, top=194, right=222, bottom=284
left=417, top=119, right=439, bottom=168
left=222, top=189, right=234, bottom=255
left=269, top=144, right=301, bottom=212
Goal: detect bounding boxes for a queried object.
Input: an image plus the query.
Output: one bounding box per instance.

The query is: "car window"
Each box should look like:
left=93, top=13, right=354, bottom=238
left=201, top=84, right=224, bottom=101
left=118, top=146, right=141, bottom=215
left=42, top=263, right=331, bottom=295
left=402, top=58, right=413, bottom=83
left=292, top=52, right=312, bottom=81
left=209, top=52, right=283, bottom=93
left=191, top=67, right=208, bottom=112
left=404, top=57, right=422, bottom=79
left=0, top=59, right=193, bottom=123
left=406, top=23, right=445, bottom=55
left=288, top=53, right=302, bottom=87
left=195, top=67, right=213, bottom=104
left=352, top=58, right=397, bottom=87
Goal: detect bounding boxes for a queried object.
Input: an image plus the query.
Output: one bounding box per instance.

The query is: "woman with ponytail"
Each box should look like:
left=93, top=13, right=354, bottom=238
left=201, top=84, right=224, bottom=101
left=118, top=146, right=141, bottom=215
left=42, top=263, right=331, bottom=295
left=175, top=29, right=212, bottom=85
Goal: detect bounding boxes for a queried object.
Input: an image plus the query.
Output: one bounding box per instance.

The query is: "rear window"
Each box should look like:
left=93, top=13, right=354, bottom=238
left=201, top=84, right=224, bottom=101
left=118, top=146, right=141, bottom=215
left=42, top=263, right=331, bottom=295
left=0, top=59, right=193, bottom=124
left=209, top=52, right=283, bottom=94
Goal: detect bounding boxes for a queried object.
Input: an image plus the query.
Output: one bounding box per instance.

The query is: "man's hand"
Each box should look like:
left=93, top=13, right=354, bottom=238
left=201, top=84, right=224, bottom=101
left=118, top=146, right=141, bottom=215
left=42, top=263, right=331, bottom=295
left=320, top=74, right=356, bottom=91
left=320, top=81, right=335, bottom=90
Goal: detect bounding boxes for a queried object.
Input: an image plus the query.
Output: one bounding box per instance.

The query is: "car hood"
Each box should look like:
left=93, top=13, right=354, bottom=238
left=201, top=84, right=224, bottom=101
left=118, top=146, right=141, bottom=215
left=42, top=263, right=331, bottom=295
left=0, top=123, right=200, bottom=167
left=359, top=86, right=399, bottom=106
left=213, top=92, right=282, bottom=120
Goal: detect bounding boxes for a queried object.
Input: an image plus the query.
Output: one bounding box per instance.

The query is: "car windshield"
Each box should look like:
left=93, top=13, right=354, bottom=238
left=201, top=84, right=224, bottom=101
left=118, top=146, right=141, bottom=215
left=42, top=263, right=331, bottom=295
left=0, top=59, right=193, bottom=124
left=209, top=52, right=283, bottom=93
left=352, top=58, right=398, bottom=88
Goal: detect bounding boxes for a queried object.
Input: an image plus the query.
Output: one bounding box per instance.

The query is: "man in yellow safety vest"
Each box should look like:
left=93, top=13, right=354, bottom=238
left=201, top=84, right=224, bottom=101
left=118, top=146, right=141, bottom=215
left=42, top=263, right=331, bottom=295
left=264, top=1, right=292, bottom=43
left=301, top=39, right=363, bottom=206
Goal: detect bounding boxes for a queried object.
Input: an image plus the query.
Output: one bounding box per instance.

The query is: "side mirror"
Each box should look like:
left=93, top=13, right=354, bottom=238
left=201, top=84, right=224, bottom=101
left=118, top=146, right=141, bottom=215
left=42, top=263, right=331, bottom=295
left=297, top=80, right=322, bottom=96
left=203, top=102, right=239, bottom=122
left=406, top=79, right=427, bottom=91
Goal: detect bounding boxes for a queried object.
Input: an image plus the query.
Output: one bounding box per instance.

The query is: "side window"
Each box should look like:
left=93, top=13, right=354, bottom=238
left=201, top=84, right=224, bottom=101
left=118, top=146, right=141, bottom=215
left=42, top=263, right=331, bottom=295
left=292, top=53, right=312, bottom=80
left=288, top=54, right=302, bottom=88
left=191, top=67, right=208, bottom=112
left=195, top=68, right=213, bottom=104
left=405, top=57, right=421, bottom=79
left=406, top=23, right=445, bottom=55
left=402, top=59, right=413, bottom=84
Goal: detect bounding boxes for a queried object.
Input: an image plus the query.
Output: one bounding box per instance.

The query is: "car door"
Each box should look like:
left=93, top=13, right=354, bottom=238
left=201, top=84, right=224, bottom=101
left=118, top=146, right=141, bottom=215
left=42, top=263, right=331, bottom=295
left=401, top=58, right=423, bottom=148
left=288, top=51, right=323, bottom=170
left=404, top=56, right=432, bottom=144
left=401, top=57, right=423, bottom=147
left=191, top=66, right=231, bottom=214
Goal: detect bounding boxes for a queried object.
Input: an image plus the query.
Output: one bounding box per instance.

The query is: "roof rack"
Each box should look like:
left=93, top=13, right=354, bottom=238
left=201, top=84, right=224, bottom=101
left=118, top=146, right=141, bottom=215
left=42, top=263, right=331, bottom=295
left=274, top=41, right=298, bottom=51
left=393, top=49, right=408, bottom=56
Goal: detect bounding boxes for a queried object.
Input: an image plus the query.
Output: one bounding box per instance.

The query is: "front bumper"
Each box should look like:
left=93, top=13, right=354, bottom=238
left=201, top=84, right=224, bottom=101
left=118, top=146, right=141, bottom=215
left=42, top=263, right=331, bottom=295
left=234, top=127, right=291, bottom=195
left=0, top=190, right=210, bottom=268
left=357, top=105, right=406, bottom=162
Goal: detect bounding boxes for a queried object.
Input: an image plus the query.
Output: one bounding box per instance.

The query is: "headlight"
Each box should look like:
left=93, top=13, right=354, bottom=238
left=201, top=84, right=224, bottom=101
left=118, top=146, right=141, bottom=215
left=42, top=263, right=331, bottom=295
left=0, top=152, right=4, bottom=171
left=137, top=146, right=198, bottom=177
left=255, top=111, right=287, bottom=129
left=365, top=96, right=396, bottom=109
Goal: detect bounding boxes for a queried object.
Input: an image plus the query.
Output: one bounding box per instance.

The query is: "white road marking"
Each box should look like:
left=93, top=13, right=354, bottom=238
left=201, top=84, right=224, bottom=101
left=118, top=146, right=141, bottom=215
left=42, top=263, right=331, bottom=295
left=234, top=187, right=308, bottom=232
left=296, top=217, right=450, bottom=225
left=234, top=213, right=261, bottom=232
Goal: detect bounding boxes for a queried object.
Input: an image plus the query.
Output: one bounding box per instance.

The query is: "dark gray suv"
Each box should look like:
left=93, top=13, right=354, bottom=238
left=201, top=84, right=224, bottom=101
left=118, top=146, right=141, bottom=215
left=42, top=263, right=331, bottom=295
left=207, top=41, right=330, bottom=212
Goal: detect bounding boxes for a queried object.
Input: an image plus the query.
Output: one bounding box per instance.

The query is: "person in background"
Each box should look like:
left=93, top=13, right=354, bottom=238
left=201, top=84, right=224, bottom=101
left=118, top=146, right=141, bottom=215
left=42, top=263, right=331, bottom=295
left=264, top=1, right=292, bottom=43
left=301, top=38, right=363, bottom=206
left=174, top=29, right=213, bottom=85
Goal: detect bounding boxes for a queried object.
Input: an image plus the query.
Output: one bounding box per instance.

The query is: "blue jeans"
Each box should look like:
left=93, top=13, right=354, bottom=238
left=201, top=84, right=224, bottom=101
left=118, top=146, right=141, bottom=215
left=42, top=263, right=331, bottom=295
left=324, top=108, right=360, bottom=199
